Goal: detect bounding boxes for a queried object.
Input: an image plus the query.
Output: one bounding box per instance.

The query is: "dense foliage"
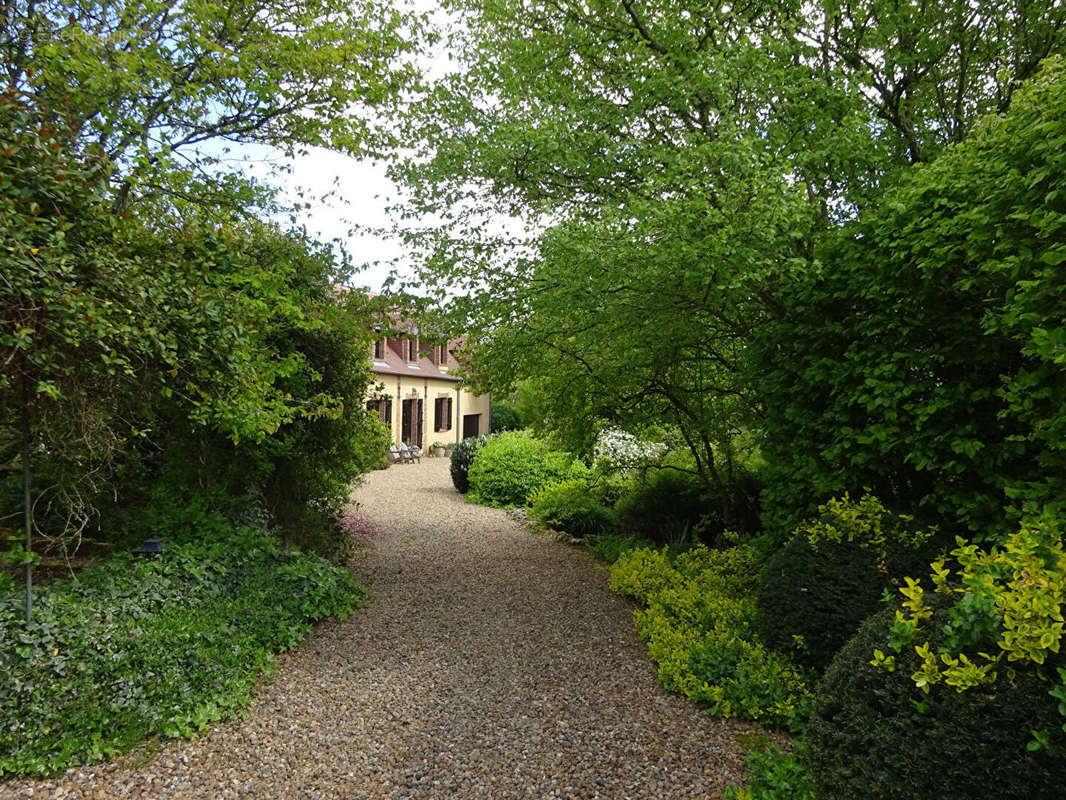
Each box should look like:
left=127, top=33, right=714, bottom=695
left=527, top=479, right=618, bottom=539
left=610, top=545, right=813, bottom=731
left=758, top=495, right=936, bottom=672
left=807, top=606, right=1065, bottom=800
left=723, top=745, right=813, bottom=800
left=756, top=56, right=1066, bottom=537
left=449, top=433, right=492, bottom=494
left=392, top=0, right=1066, bottom=531
left=0, top=0, right=414, bottom=777
left=2, top=0, right=416, bottom=212
left=0, top=95, right=387, bottom=564
left=0, top=506, right=363, bottom=775
left=466, top=431, right=580, bottom=507
left=875, top=521, right=1066, bottom=731
left=489, top=401, right=522, bottom=432
left=584, top=532, right=655, bottom=565
left=614, top=468, right=708, bottom=544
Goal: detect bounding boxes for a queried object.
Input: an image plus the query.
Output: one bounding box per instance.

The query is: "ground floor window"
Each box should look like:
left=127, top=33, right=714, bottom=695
left=366, top=398, right=392, bottom=428
left=434, top=396, right=453, bottom=432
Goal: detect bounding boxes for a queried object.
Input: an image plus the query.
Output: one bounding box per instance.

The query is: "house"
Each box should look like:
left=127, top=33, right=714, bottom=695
left=364, top=317, right=490, bottom=449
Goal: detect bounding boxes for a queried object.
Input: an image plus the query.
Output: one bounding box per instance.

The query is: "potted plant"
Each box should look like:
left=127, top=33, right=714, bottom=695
left=429, top=441, right=448, bottom=457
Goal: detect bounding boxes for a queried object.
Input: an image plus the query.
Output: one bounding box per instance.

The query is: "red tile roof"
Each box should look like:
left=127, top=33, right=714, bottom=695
left=370, top=335, right=462, bottom=382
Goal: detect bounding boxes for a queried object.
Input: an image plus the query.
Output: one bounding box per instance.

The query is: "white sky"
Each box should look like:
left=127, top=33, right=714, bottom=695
left=220, top=0, right=459, bottom=295
left=241, top=146, right=408, bottom=293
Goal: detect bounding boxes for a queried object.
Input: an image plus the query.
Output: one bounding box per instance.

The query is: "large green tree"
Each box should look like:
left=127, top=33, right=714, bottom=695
left=2, top=0, right=420, bottom=212
left=391, top=0, right=1065, bottom=520
left=0, top=0, right=422, bottom=561
left=754, top=56, right=1066, bottom=537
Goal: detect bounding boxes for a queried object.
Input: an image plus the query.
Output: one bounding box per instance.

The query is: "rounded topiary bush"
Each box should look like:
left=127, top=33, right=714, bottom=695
left=466, top=431, right=576, bottom=507
left=528, top=479, right=618, bottom=538
left=807, top=605, right=1066, bottom=800
left=757, top=495, right=939, bottom=672
left=450, top=434, right=492, bottom=493
left=758, top=534, right=885, bottom=672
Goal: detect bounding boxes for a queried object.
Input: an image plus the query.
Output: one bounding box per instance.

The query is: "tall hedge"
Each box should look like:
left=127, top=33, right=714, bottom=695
left=0, top=95, right=383, bottom=561
left=753, top=57, right=1066, bottom=537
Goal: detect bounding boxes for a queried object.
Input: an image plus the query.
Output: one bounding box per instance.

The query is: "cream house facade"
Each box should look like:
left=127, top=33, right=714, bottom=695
left=364, top=325, right=490, bottom=449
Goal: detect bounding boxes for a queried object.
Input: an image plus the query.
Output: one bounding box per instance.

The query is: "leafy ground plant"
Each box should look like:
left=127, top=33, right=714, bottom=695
left=0, top=517, right=363, bottom=776
left=724, top=744, right=814, bottom=800
left=584, top=533, right=654, bottom=564
left=610, top=544, right=814, bottom=731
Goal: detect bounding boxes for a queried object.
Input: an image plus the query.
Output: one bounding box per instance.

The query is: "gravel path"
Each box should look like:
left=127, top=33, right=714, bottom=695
left=3, top=458, right=751, bottom=799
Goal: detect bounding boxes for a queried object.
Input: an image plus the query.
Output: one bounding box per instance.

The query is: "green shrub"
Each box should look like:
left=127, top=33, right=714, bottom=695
left=489, top=400, right=522, bottom=432
left=0, top=515, right=363, bottom=776
left=754, top=57, right=1066, bottom=538
left=0, top=108, right=383, bottom=562
left=449, top=433, right=492, bottom=493
left=466, top=431, right=576, bottom=507
left=584, top=532, right=654, bottom=564
left=724, top=744, right=813, bottom=800
left=807, top=605, right=1066, bottom=800
left=757, top=494, right=938, bottom=672
left=528, top=479, right=618, bottom=538
left=610, top=545, right=814, bottom=731
left=615, top=467, right=707, bottom=543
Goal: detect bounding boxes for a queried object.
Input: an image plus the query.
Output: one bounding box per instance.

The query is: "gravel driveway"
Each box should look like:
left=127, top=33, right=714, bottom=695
left=3, top=458, right=750, bottom=799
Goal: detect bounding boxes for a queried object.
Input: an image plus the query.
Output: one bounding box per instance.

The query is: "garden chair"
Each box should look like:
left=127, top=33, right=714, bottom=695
left=387, top=444, right=405, bottom=464
left=399, top=442, right=422, bottom=463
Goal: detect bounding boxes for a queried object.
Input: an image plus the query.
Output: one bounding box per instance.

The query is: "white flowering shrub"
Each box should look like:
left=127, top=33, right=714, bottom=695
left=593, top=427, right=666, bottom=473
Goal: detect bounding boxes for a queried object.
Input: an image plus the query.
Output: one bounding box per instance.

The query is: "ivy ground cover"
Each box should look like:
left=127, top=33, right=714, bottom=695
left=0, top=515, right=363, bottom=776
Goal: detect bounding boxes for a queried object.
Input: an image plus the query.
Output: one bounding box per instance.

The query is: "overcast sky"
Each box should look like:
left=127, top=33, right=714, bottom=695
left=240, top=146, right=409, bottom=293
left=226, top=0, right=456, bottom=295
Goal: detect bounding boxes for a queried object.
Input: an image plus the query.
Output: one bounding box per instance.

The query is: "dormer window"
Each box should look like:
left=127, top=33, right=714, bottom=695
left=407, top=337, right=418, bottom=363
left=373, top=339, right=384, bottom=359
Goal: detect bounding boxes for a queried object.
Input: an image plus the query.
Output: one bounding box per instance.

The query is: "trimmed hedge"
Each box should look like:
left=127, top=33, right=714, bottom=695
left=466, top=431, right=578, bottom=507
left=807, top=606, right=1066, bottom=799
left=758, top=495, right=939, bottom=672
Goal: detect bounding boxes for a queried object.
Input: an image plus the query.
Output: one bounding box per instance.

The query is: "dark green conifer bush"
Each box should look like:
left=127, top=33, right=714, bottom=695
left=757, top=494, right=937, bottom=672
left=807, top=606, right=1065, bottom=800
left=449, top=433, right=492, bottom=493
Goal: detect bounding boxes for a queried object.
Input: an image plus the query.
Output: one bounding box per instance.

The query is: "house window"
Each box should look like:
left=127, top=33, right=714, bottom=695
left=373, top=339, right=384, bottom=359
left=434, top=397, right=453, bottom=432
left=407, top=337, right=418, bottom=362
left=367, top=398, right=392, bottom=428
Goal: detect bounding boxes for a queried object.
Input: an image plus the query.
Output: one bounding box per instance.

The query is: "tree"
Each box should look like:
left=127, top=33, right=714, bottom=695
left=754, top=56, right=1066, bottom=537
left=2, top=0, right=420, bottom=212
left=0, top=92, right=385, bottom=571
left=390, top=0, right=1065, bottom=525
